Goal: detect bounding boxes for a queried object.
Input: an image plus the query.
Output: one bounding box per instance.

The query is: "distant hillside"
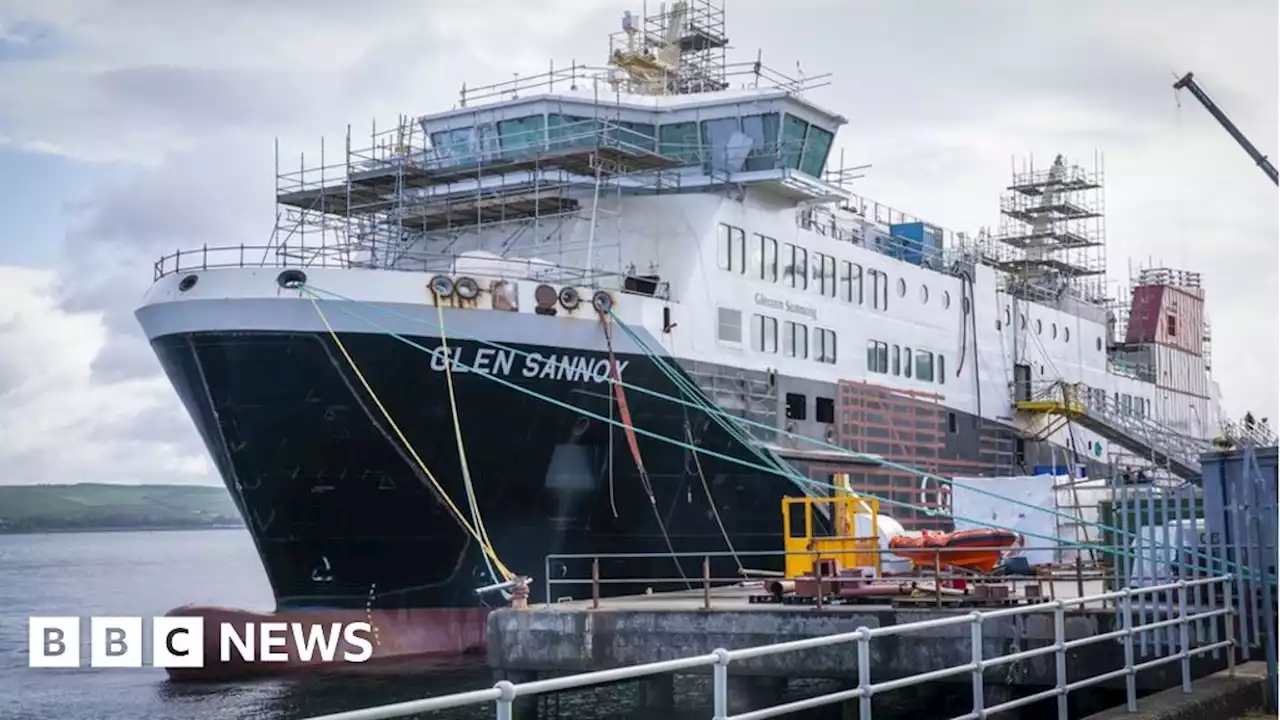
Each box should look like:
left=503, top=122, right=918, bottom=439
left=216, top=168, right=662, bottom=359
left=0, top=483, right=243, bottom=534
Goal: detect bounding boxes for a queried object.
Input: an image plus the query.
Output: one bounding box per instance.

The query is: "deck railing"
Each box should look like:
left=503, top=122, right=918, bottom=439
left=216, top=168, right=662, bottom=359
left=297, top=575, right=1237, bottom=720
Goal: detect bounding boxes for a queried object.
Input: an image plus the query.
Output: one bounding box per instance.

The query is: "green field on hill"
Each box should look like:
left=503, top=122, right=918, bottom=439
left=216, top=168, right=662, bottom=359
left=0, top=483, right=242, bottom=533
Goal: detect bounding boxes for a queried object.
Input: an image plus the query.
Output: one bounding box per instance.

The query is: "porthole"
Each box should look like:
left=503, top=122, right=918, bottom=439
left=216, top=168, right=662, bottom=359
left=942, top=291, right=951, bottom=309
left=896, top=278, right=907, bottom=297
left=920, top=285, right=929, bottom=304
left=1004, top=306, right=1011, bottom=326
left=1020, top=314, right=1027, bottom=329
left=1096, top=337, right=1103, bottom=351
left=1051, top=323, right=1058, bottom=339
left=1039, top=364, right=1045, bottom=376
left=1064, top=327, right=1071, bottom=342
left=178, top=274, right=199, bottom=292
left=1036, top=319, right=1043, bottom=335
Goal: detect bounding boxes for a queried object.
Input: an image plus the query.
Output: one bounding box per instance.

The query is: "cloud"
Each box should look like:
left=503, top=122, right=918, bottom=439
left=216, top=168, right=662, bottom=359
left=0, top=0, right=1274, bottom=486
left=0, top=267, right=210, bottom=484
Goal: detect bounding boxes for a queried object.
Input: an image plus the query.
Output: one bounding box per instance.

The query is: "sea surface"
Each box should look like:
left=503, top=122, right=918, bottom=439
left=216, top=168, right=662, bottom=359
left=0, top=529, right=1122, bottom=720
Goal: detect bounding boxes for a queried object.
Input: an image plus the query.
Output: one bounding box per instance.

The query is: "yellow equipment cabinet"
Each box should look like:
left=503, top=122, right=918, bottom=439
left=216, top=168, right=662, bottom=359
left=782, top=475, right=881, bottom=579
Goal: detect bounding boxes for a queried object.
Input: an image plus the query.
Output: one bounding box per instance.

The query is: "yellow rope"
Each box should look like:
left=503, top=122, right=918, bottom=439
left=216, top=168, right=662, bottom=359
left=305, top=293, right=514, bottom=580
left=435, top=300, right=512, bottom=582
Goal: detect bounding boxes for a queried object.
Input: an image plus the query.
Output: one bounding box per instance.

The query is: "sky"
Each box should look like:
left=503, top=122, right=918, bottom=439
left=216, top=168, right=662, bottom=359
left=0, top=0, right=1275, bottom=486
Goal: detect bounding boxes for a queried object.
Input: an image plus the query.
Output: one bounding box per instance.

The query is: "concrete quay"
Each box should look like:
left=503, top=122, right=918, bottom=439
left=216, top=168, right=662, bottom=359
left=486, top=582, right=1235, bottom=717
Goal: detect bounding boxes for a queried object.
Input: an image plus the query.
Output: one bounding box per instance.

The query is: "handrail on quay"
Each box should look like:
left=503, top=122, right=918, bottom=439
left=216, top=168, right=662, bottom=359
left=297, top=575, right=1238, bottom=720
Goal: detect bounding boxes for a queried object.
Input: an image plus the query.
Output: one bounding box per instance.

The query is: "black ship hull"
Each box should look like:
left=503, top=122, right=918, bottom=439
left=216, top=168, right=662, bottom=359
left=149, top=323, right=1034, bottom=619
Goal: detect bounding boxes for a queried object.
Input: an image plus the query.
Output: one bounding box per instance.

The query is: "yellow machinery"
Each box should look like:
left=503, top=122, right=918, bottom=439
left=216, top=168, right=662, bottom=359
left=782, top=474, right=881, bottom=579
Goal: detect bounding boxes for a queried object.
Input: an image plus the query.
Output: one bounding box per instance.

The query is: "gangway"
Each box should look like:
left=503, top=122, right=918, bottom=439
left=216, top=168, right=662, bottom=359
left=1017, top=382, right=1212, bottom=480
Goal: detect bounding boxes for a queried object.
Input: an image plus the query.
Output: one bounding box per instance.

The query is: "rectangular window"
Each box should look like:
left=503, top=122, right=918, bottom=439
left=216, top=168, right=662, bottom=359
left=612, top=121, right=656, bottom=151
left=812, top=252, right=827, bottom=295
left=785, top=321, right=809, bottom=359
left=717, top=307, right=742, bottom=344
left=866, top=340, right=888, bottom=373
left=781, top=114, right=808, bottom=170
left=800, top=126, right=835, bottom=177
left=839, top=261, right=853, bottom=302
left=1166, top=313, right=1177, bottom=337
left=785, top=392, right=807, bottom=421
left=741, top=113, right=781, bottom=171
left=496, top=115, right=546, bottom=156
left=947, top=411, right=958, bottom=434
left=822, top=254, right=836, bottom=297
left=868, top=269, right=888, bottom=310
left=815, top=328, right=837, bottom=364
left=701, top=117, right=741, bottom=172
left=938, top=354, right=946, bottom=385
left=851, top=263, right=863, bottom=304
left=753, top=314, right=778, bottom=353
left=915, top=350, right=935, bottom=382
left=548, top=115, right=593, bottom=150
left=658, top=122, right=700, bottom=165
left=815, top=397, right=835, bottom=424
left=787, top=245, right=808, bottom=290
left=717, top=223, right=745, bottom=273
left=754, top=235, right=778, bottom=282
left=903, top=348, right=913, bottom=378
left=892, top=345, right=901, bottom=376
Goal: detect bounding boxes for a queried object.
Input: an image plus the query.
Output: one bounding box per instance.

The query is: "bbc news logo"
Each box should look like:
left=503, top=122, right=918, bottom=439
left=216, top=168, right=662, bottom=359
left=28, top=617, right=374, bottom=668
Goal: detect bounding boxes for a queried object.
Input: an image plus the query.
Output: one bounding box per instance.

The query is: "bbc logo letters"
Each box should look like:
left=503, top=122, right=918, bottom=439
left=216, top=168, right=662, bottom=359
left=28, top=617, right=373, bottom=668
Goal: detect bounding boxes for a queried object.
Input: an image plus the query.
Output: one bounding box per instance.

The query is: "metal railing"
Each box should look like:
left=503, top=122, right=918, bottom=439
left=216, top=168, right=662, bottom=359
left=540, top=546, right=1115, bottom=610
left=300, top=575, right=1236, bottom=720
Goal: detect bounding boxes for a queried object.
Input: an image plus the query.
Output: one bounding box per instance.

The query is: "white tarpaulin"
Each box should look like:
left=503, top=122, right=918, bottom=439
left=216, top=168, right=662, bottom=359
left=950, top=474, right=1059, bottom=565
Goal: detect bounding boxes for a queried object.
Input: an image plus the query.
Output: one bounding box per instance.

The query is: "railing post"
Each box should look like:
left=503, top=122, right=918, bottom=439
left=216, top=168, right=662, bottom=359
left=1178, top=579, right=1191, bottom=693
left=1054, top=600, right=1069, bottom=719
left=856, top=627, right=872, bottom=720
left=1224, top=575, right=1236, bottom=677
left=494, top=680, right=515, bottom=720
left=1123, top=589, right=1138, bottom=712
left=591, top=557, right=600, bottom=610
left=969, top=612, right=984, bottom=719
left=712, top=648, right=730, bottom=720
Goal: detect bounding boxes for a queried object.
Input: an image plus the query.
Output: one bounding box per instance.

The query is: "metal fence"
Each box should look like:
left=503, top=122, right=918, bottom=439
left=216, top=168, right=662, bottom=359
left=301, top=576, right=1236, bottom=720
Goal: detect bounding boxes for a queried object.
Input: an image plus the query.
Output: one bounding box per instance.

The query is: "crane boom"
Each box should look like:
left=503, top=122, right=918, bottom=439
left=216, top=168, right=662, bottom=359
left=1173, top=71, right=1278, bottom=186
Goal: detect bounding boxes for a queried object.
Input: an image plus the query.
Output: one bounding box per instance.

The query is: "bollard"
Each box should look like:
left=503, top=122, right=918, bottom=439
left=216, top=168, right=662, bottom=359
left=702, top=556, right=711, bottom=610
left=591, top=557, right=600, bottom=610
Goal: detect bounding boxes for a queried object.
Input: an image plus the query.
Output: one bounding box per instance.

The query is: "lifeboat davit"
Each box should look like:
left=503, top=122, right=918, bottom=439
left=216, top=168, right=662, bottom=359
left=888, top=528, right=1022, bottom=573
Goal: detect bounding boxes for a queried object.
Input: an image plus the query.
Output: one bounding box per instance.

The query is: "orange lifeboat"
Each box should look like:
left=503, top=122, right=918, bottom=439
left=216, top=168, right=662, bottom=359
left=888, top=528, right=1022, bottom=573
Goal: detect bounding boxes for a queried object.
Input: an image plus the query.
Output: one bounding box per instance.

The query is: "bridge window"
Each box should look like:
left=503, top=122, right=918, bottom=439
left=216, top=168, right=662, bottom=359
left=866, top=340, right=889, bottom=373
left=548, top=115, right=593, bottom=150
left=717, top=307, right=742, bottom=344
left=815, top=328, right=837, bottom=364
left=659, top=122, right=700, bottom=165
left=753, top=314, right=778, bottom=354
left=781, top=115, right=807, bottom=170
left=717, top=223, right=746, bottom=273
left=753, top=234, right=778, bottom=281
left=915, top=350, right=935, bottom=382
left=611, top=121, right=656, bottom=151
left=701, top=117, right=740, bottom=172
left=496, top=115, right=546, bottom=155
left=430, top=127, right=479, bottom=166
left=785, top=321, right=809, bottom=359
left=800, top=126, right=834, bottom=177
left=741, top=113, right=781, bottom=171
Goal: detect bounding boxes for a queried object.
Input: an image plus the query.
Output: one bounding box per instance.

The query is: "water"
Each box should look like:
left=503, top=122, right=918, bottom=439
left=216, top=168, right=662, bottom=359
left=0, top=530, right=1123, bottom=719
left=0, top=530, right=495, bottom=720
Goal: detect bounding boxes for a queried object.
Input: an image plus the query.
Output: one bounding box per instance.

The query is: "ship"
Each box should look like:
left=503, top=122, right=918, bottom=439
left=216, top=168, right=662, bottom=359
left=135, top=0, right=1226, bottom=677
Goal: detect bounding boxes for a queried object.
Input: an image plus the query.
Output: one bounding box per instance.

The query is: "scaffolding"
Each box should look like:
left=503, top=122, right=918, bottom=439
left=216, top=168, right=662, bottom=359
left=607, top=0, right=728, bottom=96
left=270, top=112, right=681, bottom=279
left=979, top=153, right=1108, bottom=306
